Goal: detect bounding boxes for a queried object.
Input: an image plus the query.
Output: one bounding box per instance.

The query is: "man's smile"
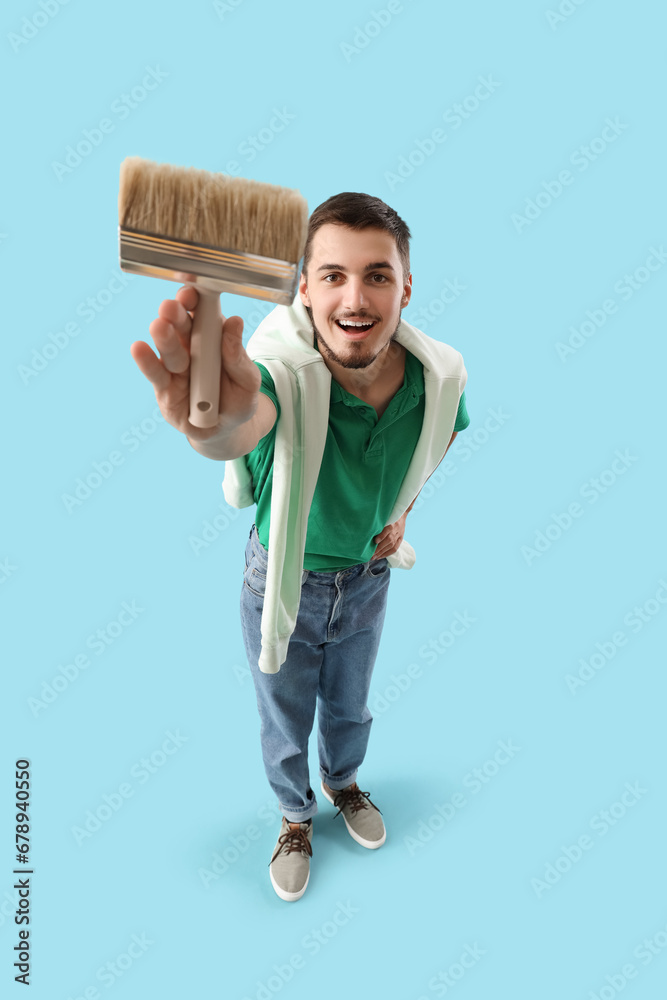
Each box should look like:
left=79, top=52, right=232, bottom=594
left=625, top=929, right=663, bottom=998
left=334, top=317, right=379, bottom=339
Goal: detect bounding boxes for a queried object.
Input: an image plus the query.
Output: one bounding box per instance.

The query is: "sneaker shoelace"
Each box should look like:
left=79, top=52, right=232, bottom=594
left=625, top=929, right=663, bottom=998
left=332, top=786, right=382, bottom=819
left=268, top=824, right=313, bottom=866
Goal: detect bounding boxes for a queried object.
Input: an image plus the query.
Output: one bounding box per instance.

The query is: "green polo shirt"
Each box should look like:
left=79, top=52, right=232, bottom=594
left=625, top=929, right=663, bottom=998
left=244, top=350, right=469, bottom=571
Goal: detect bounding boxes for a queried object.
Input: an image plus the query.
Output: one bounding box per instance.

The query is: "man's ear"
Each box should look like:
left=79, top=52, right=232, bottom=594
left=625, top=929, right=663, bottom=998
left=401, top=272, right=413, bottom=308
left=298, top=271, right=311, bottom=307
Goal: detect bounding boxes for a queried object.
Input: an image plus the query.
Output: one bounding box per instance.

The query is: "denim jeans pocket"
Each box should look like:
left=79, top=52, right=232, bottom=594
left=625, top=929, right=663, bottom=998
left=243, top=548, right=268, bottom=597
left=364, top=557, right=389, bottom=579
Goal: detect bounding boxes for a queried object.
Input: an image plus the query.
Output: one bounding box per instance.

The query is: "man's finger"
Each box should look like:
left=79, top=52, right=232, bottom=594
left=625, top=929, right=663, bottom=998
left=175, top=285, right=199, bottom=314
left=222, top=314, right=244, bottom=340
left=221, top=314, right=245, bottom=363
left=220, top=316, right=258, bottom=388
left=158, top=297, right=193, bottom=341
left=150, top=316, right=190, bottom=373
left=371, top=539, right=388, bottom=559
left=130, top=341, right=171, bottom=391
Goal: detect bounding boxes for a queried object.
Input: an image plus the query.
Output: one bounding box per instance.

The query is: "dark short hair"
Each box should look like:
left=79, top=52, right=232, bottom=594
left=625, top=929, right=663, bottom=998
left=302, top=192, right=411, bottom=281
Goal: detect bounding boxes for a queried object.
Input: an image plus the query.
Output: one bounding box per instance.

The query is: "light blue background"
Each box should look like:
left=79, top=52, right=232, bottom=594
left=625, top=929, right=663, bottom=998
left=2, top=1, right=666, bottom=997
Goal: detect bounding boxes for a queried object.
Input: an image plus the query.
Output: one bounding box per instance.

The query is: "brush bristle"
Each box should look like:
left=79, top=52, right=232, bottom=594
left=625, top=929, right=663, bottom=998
left=119, top=156, right=308, bottom=263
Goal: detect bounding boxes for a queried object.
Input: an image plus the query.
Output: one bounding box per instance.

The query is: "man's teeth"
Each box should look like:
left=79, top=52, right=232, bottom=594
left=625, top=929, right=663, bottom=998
left=337, top=320, right=375, bottom=327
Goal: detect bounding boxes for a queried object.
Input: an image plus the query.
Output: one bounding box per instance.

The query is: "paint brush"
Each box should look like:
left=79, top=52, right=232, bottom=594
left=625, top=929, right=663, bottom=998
left=118, top=156, right=308, bottom=427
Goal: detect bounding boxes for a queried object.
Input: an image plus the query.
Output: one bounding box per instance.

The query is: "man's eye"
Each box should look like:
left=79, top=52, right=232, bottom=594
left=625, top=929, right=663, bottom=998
left=371, top=273, right=387, bottom=282
left=324, top=274, right=340, bottom=282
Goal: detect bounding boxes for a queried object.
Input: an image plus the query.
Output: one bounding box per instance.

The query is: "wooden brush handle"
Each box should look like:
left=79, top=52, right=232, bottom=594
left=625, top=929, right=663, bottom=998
left=189, top=288, right=223, bottom=429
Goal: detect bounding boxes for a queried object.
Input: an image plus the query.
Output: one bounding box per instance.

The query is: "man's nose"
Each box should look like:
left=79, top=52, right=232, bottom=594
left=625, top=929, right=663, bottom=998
left=343, top=278, right=370, bottom=310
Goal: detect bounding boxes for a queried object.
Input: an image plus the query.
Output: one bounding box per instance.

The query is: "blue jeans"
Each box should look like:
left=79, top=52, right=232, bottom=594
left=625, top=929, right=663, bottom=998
left=240, top=523, right=391, bottom=823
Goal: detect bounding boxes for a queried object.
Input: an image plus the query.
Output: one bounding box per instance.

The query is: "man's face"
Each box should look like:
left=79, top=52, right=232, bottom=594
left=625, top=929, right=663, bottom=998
left=298, top=224, right=412, bottom=371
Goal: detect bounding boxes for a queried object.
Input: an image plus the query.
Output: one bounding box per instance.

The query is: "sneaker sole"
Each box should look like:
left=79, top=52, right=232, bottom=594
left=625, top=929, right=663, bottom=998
left=320, top=781, right=386, bottom=849
left=269, top=866, right=310, bottom=902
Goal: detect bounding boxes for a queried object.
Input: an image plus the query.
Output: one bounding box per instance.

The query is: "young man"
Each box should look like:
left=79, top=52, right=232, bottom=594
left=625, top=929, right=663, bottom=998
left=131, top=193, right=469, bottom=901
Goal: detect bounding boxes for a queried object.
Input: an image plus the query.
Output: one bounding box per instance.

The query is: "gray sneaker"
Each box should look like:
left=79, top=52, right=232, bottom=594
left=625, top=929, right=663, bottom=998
left=321, top=781, right=386, bottom=848
left=268, top=817, right=313, bottom=901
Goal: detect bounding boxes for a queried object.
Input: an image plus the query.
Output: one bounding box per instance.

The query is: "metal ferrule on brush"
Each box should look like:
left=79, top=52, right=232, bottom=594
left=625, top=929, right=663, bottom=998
left=119, top=226, right=301, bottom=304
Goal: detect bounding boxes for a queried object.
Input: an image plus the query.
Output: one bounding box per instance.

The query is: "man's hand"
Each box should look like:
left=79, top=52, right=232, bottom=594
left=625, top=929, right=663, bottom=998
left=371, top=510, right=409, bottom=560
left=130, top=286, right=261, bottom=442
left=368, top=428, right=459, bottom=561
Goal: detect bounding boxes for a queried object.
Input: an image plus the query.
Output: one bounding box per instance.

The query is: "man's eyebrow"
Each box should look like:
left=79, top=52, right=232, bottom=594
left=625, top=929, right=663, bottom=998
left=315, top=261, right=395, bottom=273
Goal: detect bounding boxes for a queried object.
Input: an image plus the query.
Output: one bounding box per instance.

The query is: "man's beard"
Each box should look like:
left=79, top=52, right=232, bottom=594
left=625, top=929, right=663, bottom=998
left=305, top=305, right=402, bottom=370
